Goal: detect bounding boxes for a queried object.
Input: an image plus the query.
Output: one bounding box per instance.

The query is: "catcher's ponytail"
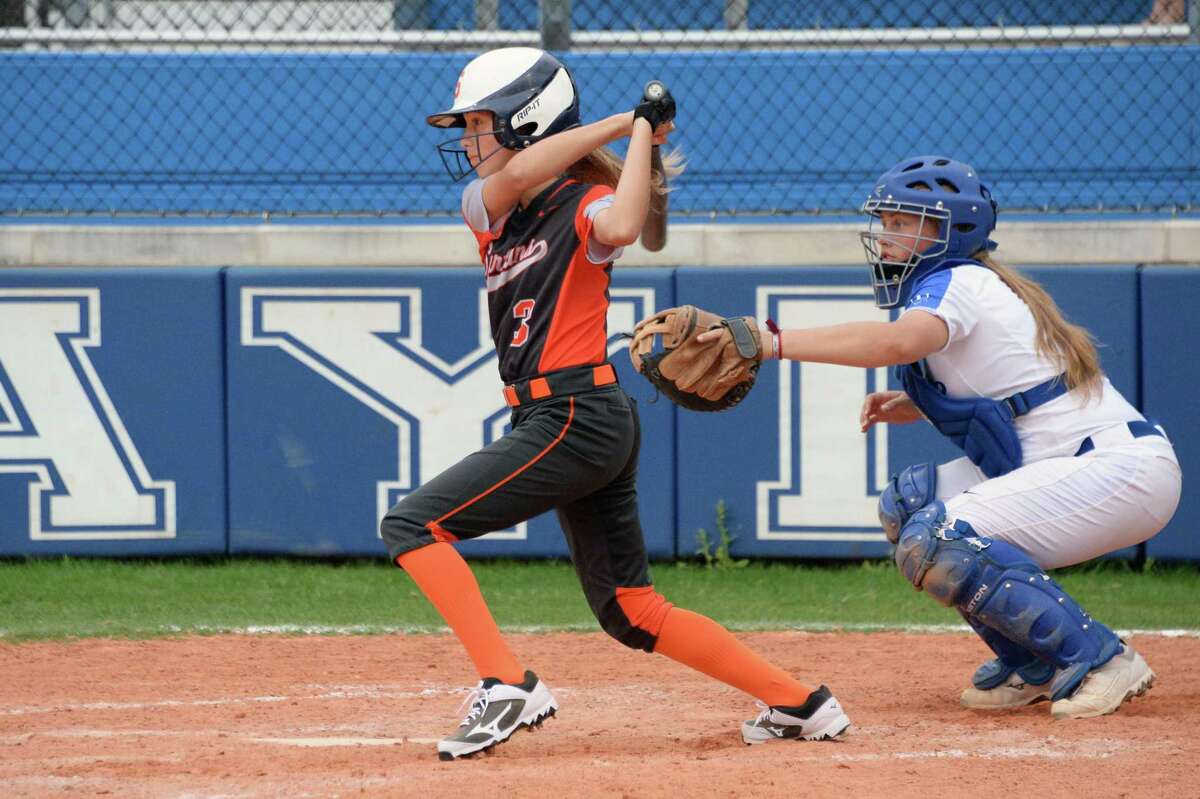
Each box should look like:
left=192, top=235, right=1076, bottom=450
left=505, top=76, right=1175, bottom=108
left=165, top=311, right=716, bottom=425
left=973, top=252, right=1102, bottom=400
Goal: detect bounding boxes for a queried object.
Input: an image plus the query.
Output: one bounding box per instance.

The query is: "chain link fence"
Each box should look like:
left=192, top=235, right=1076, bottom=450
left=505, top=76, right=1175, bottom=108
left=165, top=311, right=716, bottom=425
left=1, top=1, right=1197, bottom=217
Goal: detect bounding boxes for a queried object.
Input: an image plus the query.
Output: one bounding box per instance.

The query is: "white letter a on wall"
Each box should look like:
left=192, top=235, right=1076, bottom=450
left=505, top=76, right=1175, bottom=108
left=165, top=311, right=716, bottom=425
left=0, top=290, right=175, bottom=540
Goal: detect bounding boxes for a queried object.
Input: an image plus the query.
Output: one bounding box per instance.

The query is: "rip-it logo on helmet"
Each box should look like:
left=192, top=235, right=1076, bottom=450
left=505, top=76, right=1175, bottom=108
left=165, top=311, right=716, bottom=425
left=514, top=97, right=541, bottom=124
left=426, top=47, right=582, bottom=181
left=858, top=155, right=999, bottom=309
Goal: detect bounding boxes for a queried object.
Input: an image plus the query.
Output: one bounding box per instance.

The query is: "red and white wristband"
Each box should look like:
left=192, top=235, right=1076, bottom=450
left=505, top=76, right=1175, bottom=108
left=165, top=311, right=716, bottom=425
left=761, top=319, right=782, bottom=360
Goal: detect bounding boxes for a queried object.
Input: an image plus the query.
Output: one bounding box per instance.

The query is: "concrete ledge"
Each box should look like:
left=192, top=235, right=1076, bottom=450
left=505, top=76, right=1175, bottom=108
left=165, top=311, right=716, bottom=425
left=1165, top=218, right=1200, bottom=263
left=2, top=218, right=1198, bottom=268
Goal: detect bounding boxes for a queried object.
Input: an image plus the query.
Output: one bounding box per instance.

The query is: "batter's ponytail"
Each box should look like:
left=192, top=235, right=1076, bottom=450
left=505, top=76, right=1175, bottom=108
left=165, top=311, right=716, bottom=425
left=973, top=252, right=1102, bottom=400
left=566, top=146, right=685, bottom=197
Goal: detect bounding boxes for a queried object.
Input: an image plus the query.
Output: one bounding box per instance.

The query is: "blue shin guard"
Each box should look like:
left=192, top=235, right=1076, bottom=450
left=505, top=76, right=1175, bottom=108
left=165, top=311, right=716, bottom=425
left=959, top=612, right=1055, bottom=690
left=896, top=502, right=1120, bottom=701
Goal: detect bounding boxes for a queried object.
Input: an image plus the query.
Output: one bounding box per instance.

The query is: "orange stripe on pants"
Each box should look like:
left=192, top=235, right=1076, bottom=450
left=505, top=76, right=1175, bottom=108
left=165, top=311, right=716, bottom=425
left=429, top=397, right=576, bottom=531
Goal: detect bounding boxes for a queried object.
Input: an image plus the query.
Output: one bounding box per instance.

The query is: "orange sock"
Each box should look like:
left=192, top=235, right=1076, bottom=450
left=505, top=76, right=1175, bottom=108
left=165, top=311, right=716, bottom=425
left=653, top=607, right=814, bottom=707
left=395, top=542, right=524, bottom=685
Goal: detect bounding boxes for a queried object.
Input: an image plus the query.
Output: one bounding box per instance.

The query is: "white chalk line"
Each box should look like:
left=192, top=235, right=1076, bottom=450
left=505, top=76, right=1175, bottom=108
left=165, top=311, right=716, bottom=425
left=247, top=736, right=437, bottom=747
left=0, top=682, right=588, bottom=721
left=0, top=685, right=454, bottom=718
left=1, top=725, right=1164, bottom=764
left=828, top=746, right=1103, bottom=763
left=0, top=727, right=438, bottom=748
left=0, top=683, right=667, bottom=724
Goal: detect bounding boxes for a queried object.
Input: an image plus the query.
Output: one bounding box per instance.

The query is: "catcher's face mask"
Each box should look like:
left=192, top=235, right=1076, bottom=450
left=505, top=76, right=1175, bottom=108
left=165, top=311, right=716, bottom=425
left=859, top=201, right=949, bottom=308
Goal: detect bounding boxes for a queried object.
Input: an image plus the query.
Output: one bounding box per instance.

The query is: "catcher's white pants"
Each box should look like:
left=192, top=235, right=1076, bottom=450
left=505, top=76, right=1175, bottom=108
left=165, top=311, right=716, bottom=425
left=937, top=428, right=1181, bottom=570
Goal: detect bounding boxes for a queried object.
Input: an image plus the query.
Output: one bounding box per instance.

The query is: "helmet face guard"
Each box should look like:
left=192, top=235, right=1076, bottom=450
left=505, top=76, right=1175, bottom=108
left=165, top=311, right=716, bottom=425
left=859, top=199, right=950, bottom=308
left=436, top=127, right=508, bottom=183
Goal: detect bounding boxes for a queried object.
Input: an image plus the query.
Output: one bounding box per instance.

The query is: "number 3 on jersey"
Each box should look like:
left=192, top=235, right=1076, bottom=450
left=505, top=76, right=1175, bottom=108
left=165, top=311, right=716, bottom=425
left=511, top=299, right=536, bottom=347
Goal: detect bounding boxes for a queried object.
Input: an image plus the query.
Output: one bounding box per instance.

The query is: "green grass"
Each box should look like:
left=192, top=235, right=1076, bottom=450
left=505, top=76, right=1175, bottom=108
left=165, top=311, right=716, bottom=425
left=0, top=557, right=1196, bottom=642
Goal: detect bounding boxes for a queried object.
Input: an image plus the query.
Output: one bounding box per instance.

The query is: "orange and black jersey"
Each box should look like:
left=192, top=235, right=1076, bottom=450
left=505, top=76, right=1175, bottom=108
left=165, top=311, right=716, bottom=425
left=467, top=176, right=617, bottom=384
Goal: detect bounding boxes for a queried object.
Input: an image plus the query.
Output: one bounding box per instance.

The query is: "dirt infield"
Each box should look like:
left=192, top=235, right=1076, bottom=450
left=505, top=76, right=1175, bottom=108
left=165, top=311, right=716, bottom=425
left=2, top=631, right=1197, bottom=798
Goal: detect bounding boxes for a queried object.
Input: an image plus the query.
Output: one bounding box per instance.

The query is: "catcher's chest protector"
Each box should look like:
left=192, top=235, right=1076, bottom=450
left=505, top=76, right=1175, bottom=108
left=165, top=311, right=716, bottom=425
left=471, top=177, right=615, bottom=383
left=899, top=363, right=1068, bottom=478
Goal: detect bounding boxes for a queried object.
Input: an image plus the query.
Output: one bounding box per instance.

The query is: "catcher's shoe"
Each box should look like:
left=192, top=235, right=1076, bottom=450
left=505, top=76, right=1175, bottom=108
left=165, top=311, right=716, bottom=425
left=741, top=685, right=851, bottom=745
left=961, top=671, right=1053, bottom=710
left=437, top=670, right=557, bottom=761
left=1050, top=644, right=1155, bottom=720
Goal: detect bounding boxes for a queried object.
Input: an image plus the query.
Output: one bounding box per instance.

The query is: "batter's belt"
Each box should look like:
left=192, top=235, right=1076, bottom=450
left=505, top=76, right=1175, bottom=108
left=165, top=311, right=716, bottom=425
left=502, top=362, right=618, bottom=407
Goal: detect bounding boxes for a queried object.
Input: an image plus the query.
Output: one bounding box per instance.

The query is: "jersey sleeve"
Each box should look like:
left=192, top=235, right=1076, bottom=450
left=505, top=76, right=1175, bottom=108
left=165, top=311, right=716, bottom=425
left=461, top=177, right=512, bottom=234
left=900, top=268, right=978, bottom=344
left=574, top=187, right=625, bottom=264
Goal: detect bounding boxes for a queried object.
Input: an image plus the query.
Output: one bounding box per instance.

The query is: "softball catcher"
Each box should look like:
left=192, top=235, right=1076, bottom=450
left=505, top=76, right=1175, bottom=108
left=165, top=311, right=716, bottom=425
left=641, top=155, right=1181, bottom=720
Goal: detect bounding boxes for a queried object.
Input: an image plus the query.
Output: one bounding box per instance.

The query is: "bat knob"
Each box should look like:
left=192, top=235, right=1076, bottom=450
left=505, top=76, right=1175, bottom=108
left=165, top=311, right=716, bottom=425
left=643, top=80, right=666, bottom=102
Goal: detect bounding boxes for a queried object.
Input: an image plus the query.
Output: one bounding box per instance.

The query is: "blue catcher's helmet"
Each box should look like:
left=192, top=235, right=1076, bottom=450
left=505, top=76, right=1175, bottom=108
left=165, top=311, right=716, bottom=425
left=427, top=47, right=581, bottom=181
left=860, top=156, right=999, bottom=308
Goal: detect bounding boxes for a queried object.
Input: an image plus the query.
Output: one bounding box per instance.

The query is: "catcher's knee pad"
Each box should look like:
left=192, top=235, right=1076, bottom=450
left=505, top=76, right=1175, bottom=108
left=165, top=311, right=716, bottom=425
left=594, top=586, right=674, bottom=652
left=878, top=462, right=937, bottom=544
left=893, top=500, right=985, bottom=605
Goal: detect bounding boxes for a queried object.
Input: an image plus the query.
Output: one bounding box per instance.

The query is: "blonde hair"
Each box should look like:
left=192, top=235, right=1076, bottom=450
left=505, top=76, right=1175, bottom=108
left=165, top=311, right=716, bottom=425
left=973, top=252, right=1102, bottom=399
left=566, top=146, right=686, bottom=196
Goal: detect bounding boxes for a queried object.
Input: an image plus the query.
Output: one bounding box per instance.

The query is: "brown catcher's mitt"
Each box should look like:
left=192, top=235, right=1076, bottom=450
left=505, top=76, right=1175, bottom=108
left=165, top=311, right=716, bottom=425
left=628, top=305, right=765, bottom=412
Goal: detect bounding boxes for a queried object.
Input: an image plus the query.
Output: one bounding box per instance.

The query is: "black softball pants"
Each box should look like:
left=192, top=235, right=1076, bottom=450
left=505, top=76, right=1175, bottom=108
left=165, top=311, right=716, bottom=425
left=380, top=377, right=660, bottom=652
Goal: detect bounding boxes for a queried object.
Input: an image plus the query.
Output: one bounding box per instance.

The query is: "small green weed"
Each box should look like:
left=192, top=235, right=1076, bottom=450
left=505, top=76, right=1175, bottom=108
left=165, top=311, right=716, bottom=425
left=694, top=499, right=749, bottom=569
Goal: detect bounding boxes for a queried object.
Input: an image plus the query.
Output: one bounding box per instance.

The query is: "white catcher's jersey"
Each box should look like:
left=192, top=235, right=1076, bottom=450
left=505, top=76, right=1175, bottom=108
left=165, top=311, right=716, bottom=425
left=901, top=264, right=1143, bottom=464
left=900, top=263, right=1181, bottom=568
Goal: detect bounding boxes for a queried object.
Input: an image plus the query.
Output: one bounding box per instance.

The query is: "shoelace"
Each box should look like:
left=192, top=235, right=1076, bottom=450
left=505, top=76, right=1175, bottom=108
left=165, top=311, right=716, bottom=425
left=750, top=700, right=771, bottom=724
left=456, top=685, right=490, bottom=728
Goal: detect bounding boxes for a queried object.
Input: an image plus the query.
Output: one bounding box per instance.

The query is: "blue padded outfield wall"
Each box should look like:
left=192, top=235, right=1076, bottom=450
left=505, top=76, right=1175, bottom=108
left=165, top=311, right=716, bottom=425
left=3, top=46, right=1197, bottom=215
left=0, top=264, right=1195, bottom=561
left=0, top=269, right=227, bottom=556
left=1142, top=268, right=1200, bottom=561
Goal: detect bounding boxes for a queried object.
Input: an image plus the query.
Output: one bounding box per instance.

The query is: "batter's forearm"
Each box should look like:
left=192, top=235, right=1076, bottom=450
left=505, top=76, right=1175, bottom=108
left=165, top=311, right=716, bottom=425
left=602, top=119, right=654, bottom=244
left=505, top=113, right=631, bottom=191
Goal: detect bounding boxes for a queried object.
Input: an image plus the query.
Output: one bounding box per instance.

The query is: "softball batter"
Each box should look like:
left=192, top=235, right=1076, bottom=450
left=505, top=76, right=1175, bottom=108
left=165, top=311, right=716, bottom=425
left=385, top=47, right=849, bottom=761
left=703, top=155, right=1181, bottom=719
